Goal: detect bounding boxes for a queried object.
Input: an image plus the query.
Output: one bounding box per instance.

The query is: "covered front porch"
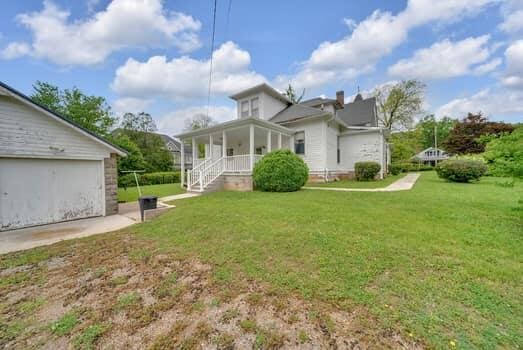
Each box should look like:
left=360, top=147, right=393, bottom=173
left=177, top=117, right=294, bottom=191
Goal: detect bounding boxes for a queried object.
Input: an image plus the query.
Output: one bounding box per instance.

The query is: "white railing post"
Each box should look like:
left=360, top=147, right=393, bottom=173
left=278, top=133, right=282, bottom=149
left=187, top=170, right=192, bottom=190
left=180, top=140, right=185, bottom=188
left=249, top=124, right=255, bottom=171
left=199, top=170, right=203, bottom=192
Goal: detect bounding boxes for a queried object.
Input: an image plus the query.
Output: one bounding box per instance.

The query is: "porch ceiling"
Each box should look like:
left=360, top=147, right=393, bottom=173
left=175, top=117, right=293, bottom=141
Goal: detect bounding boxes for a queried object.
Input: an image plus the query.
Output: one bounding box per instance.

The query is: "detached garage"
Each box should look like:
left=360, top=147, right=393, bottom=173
left=0, top=82, right=126, bottom=231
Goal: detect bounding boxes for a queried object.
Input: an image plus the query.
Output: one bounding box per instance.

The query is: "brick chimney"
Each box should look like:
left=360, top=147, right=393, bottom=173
left=336, top=90, right=344, bottom=108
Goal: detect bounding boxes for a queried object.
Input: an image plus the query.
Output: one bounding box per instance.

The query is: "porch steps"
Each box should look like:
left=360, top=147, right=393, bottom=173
left=188, top=176, right=224, bottom=194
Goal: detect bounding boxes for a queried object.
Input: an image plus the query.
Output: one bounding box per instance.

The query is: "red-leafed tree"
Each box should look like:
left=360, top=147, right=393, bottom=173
left=443, top=113, right=515, bottom=154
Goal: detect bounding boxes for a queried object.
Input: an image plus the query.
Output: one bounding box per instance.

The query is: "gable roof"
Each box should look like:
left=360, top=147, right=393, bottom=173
left=0, top=81, right=127, bottom=156
left=229, top=83, right=291, bottom=103
left=300, top=97, right=337, bottom=107
left=157, top=133, right=180, bottom=151
left=269, top=104, right=331, bottom=124
left=337, top=96, right=378, bottom=127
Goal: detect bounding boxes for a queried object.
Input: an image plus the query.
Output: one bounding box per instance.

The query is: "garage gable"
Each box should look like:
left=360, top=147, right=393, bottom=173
left=0, top=82, right=125, bottom=160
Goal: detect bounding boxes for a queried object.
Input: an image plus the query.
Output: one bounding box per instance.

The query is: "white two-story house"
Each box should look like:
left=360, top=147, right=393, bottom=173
left=176, top=83, right=389, bottom=192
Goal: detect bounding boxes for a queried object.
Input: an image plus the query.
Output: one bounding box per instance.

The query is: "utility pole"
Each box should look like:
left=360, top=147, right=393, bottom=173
left=434, top=125, right=438, bottom=167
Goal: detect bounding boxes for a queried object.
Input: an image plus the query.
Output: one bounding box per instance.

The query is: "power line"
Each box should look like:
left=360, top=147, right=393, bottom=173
left=207, top=0, right=218, bottom=118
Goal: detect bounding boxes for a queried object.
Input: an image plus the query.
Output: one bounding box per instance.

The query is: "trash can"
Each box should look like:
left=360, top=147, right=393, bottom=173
left=138, top=195, right=158, bottom=221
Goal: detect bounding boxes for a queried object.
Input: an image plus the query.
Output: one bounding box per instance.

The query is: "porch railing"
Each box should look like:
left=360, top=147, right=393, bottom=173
left=188, top=154, right=266, bottom=191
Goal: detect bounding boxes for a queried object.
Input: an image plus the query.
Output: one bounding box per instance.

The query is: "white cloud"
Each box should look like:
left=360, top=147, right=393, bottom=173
left=112, top=41, right=266, bottom=101
left=436, top=88, right=523, bottom=118
left=499, top=0, right=523, bottom=34
left=388, top=36, right=495, bottom=79
left=1, top=42, right=31, bottom=59
left=502, top=40, right=523, bottom=89
left=112, top=97, right=152, bottom=117
left=473, top=57, right=502, bottom=75
left=499, top=10, right=523, bottom=33
left=157, top=105, right=236, bottom=135
left=1, top=0, right=201, bottom=66
left=276, top=0, right=497, bottom=89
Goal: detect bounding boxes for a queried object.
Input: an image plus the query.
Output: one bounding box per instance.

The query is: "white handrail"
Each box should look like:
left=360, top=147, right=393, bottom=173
left=189, top=158, right=211, bottom=189
left=201, top=157, right=224, bottom=189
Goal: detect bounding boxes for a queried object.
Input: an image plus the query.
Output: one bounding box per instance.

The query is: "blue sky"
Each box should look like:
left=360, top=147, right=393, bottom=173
left=1, top=0, right=522, bottom=135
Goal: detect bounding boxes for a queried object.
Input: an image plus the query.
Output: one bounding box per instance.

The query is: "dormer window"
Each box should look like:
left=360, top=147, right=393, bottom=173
left=241, top=101, right=250, bottom=118
left=251, top=97, right=259, bottom=117
left=240, top=97, right=260, bottom=118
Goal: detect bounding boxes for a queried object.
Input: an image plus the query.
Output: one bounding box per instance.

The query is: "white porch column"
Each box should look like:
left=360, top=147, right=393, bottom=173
left=289, top=135, right=295, bottom=153
left=209, top=134, right=214, bottom=159
left=249, top=124, right=255, bottom=170
left=277, top=133, right=282, bottom=149
left=267, top=130, right=272, bottom=153
left=222, top=130, right=227, bottom=157
left=180, top=140, right=185, bottom=188
left=192, top=137, right=197, bottom=165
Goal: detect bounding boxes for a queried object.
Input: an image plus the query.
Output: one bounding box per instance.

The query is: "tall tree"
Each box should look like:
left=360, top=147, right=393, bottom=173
left=31, top=81, right=116, bottom=137
left=184, top=113, right=216, bottom=131
left=374, top=80, right=425, bottom=131
left=284, top=84, right=305, bottom=104
left=390, top=129, right=423, bottom=163
left=416, top=114, right=456, bottom=149
left=110, top=133, right=146, bottom=173
left=118, top=112, right=173, bottom=172
left=443, top=113, right=515, bottom=154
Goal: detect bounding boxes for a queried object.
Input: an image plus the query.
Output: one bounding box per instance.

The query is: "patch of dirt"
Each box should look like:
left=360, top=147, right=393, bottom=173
left=0, top=233, right=423, bottom=349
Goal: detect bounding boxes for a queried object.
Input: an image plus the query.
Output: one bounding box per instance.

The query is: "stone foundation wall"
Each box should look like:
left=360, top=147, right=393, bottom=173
left=223, top=175, right=253, bottom=191
left=104, top=153, right=118, bottom=215
left=308, top=171, right=355, bottom=183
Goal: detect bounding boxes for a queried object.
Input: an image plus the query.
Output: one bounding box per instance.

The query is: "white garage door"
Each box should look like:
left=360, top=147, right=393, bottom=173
left=0, top=158, right=104, bottom=231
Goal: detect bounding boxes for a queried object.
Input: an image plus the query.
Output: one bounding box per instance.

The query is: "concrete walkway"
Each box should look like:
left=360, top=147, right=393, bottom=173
left=304, top=173, right=421, bottom=192
left=0, top=192, right=200, bottom=255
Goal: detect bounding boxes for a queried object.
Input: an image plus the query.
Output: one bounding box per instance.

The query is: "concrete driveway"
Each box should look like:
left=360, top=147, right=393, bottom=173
left=0, top=212, right=136, bottom=255
left=0, top=193, right=198, bottom=255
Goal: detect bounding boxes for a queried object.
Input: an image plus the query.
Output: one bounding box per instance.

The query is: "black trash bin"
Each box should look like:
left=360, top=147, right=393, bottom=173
left=138, top=195, right=158, bottom=221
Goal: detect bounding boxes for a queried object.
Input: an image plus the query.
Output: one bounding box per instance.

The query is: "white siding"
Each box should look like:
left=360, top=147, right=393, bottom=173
left=339, top=131, right=384, bottom=173
left=260, top=92, right=287, bottom=120
left=0, top=158, right=104, bottom=231
left=287, top=119, right=326, bottom=171
left=236, top=92, right=287, bottom=120
left=0, top=96, right=111, bottom=160
left=325, top=122, right=340, bottom=170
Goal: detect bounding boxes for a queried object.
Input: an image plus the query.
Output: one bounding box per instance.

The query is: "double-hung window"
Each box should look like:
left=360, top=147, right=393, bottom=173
left=241, top=101, right=250, bottom=118
left=294, top=131, right=305, bottom=155
left=251, top=97, right=259, bottom=117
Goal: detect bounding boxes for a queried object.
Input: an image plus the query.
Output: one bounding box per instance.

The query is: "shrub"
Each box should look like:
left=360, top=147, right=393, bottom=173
left=436, top=160, right=487, bottom=183
left=118, top=171, right=180, bottom=188
left=483, top=126, right=523, bottom=178
left=389, top=164, right=402, bottom=175
left=355, top=161, right=381, bottom=181
left=253, top=150, right=308, bottom=192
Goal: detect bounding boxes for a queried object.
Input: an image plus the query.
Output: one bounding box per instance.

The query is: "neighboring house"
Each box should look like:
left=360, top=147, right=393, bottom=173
left=176, top=83, right=388, bottom=192
left=157, top=133, right=193, bottom=170
left=411, top=147, right=449, bottom=165
left=0, top=81, right=126, bottom=231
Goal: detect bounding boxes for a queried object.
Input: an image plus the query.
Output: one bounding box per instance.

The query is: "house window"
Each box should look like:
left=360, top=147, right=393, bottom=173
left=255, top=147, right=263, bottom=155
left=294, top=131, right=305, bottom=154
left=227, top=148, right=234, bottom=156
left=241, top=101, right=250, bottom=118
left=251, top=97, right=259, bottom=118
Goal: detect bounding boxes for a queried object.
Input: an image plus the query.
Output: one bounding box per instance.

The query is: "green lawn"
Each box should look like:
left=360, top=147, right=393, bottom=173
left=135, top=172, right=522, bottom=348
left=307, top=173, right=407, bottom=188
left=117, top=183, right=185, bottom=202
left=2, top=173, right=522, bottom=348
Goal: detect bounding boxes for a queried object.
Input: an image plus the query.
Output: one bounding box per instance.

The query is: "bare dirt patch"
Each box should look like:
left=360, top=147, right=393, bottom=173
left=0, top=233, right=422, bottom=349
